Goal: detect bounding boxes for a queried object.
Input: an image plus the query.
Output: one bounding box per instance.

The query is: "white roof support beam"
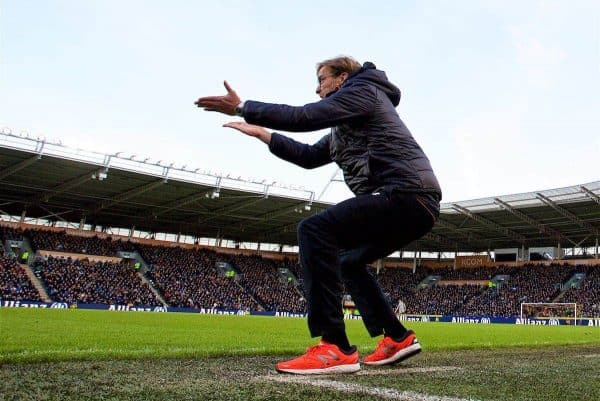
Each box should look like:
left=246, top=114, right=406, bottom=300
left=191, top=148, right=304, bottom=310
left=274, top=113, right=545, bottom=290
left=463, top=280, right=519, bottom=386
left=197, top=197, right=266, bottom=225
left=93, top=179, right=166, bottom=213
left=0, top=155, right=41, bottom=181
left=29, top=167, right=108, bottom=204
left=36, top=205, right=74, bottom=223
left=435, top=218, right=486, bottom=243
left=243, top=202, right=309, bottom=229
left=239, top=202, right=306, bottom=239
left=581, top=186, right=600, bottom=205
left=536, top=193, right=598, bottom=236
left=493, top=198, right=570, bottom=243
left=148, top=188, right=214, bottom=218
left=452, top=203, right=525, bottom=243
left=421, top=231, right=463, bottom=250
left=229, top=202, right=312, bottom=239
left=435, top=219, right=458, bottom=230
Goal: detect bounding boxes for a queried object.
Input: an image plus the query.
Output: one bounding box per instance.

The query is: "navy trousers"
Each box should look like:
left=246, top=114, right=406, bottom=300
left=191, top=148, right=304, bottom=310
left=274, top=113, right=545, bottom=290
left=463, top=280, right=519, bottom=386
left=297, top=187, right=439, bottom=338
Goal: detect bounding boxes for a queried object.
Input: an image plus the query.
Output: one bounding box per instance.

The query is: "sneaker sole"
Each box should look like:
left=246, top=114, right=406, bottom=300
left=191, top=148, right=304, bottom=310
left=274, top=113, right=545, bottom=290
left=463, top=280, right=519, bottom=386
left=276, top=363, right=361, bottom=375
left=363, top=343, right=422, bottom=366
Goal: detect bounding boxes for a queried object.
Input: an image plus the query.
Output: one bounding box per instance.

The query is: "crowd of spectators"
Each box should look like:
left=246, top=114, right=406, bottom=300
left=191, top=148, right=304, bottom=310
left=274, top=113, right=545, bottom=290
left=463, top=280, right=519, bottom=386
left=138, top=244, right=260, bottom=310
left=27, top=229, right=123, bottom=256
left=434, top=265, right=518, bottom=280
left=375, top=266, right=428, bottom=307
left=228, top=253, right=306, bottom=313
left=0, top=255, right=41, bottom=301
left=561, top=265, right=600, bottom=317
left=2, top=225, right=600, bottom=317
left=406, top=284, right=484, bottom=315
left=371, top=263, right=597, bottom=317
left=454, top=264, right=578, bottom=317
left=33, top=256, right=159, bottom=306
left=0, top=226, right=25, bottom=242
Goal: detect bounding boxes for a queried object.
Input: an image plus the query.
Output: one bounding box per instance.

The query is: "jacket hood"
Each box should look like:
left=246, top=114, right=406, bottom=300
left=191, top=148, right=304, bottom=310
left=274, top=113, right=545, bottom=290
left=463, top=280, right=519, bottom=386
left=349, top=62, right=401, bottom=106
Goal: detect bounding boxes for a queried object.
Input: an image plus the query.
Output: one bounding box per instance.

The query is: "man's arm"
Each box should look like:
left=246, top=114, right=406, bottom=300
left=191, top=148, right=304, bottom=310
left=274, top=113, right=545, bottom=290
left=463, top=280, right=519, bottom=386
left=222, top=122, right=331, bottom=169
left=223, top=122, right=272, bottom=144
left=268, top=133, right=331, bottom=169
left=241, top=84, right=376, bottom=132
left=195, top=81, right=376, bottom=132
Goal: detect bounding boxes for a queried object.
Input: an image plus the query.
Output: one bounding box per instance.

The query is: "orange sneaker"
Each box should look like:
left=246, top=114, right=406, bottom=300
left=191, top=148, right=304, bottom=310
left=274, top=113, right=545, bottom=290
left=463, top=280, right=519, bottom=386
left=276, top=341, right=360, bottom=374
left=363, top=330, right=421, bottom=366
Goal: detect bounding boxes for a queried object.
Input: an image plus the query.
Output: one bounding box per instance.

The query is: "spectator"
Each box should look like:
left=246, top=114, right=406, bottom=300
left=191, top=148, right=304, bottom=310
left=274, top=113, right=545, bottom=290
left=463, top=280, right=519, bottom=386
left=33, top=256, right=159, bottom=306
left=0, top=256, right=41, bottom=301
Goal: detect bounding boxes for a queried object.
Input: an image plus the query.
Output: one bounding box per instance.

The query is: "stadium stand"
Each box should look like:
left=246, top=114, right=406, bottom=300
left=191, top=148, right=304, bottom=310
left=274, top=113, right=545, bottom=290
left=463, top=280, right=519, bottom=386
left=0, top=225, right=25, bottom=242
left=374, top=266, right=428, bottom=309
left=455, top=263, right=581, bottom=317
left=227, top=253, right=306, bottom=313
left=32, top=256, right=160, bottom=306
left=2, top=134, right=600, bottom=321
left=377, top=263, right=599, bottom=318
left=431, top=265, right=514, bottom=280
left=26, top=229, right=122, bottom=256
left=137, top=243, right=261, bottom=310
left=1, top=224, right=599, bottom=318
left=0, top=255, right=42, bottom=302
left=405, top=284, right=484, bottom=315
left=560, top=265, right=600, bottom=318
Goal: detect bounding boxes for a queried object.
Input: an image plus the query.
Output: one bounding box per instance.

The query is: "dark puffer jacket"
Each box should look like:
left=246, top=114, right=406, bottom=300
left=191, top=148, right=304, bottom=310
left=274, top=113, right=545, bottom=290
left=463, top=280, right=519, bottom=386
left=242, top=62, right=442, bottom=198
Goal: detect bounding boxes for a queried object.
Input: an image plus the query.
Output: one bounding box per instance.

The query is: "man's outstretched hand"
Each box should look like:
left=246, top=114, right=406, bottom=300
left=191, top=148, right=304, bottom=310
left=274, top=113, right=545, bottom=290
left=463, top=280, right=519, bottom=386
left=195, top=81, right=241, bottom=116
left=223, top=122, right=271, bottom=145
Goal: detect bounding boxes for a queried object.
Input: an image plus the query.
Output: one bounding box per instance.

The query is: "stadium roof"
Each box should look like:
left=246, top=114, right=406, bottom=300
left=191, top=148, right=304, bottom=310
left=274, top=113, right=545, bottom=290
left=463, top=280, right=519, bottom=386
left=1, top=131, right=599, bottom=252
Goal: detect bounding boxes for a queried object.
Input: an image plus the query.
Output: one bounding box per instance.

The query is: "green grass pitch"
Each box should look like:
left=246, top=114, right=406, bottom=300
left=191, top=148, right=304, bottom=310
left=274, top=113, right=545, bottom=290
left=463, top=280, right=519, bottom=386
left=1, top=308, right=599, bottom=401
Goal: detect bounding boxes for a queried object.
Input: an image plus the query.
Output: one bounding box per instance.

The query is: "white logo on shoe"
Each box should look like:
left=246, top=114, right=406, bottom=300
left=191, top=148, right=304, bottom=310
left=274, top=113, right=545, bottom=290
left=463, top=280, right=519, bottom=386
left=317, top=350, right=341, bottom=365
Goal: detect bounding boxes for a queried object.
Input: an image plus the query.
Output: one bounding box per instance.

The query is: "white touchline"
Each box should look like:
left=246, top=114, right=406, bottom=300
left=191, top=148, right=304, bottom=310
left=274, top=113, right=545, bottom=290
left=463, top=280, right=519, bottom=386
left=356, top=366, right=462, bottom=376
left=262, top=374, right=479, bottom=401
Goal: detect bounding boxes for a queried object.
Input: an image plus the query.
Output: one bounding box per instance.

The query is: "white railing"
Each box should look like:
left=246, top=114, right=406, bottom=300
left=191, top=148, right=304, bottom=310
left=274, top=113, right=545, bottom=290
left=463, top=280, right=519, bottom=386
left=0, top=129, right=316, bottom=202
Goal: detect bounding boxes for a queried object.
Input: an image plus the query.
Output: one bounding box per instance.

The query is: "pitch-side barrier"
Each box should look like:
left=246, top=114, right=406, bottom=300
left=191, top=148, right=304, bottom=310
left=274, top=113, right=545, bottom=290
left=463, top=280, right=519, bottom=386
left=2, top=300, right=599, bottom=327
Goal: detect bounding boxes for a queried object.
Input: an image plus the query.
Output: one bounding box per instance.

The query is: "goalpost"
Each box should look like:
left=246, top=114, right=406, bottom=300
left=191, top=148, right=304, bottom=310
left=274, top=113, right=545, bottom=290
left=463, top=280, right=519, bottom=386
left=520, top=302, right=578, bottom=325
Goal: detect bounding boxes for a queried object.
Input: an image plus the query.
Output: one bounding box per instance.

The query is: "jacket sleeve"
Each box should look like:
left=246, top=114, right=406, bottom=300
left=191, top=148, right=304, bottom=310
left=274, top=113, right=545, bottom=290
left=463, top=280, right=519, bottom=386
left=243, top=83, right=376, bottom=132
left=268, top=133, right=332, bottom=169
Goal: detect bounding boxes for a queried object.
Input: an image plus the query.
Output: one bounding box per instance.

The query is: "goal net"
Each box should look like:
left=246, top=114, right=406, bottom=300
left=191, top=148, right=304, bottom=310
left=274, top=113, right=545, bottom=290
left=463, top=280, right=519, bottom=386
left=520, top=302, right=578, bottom=325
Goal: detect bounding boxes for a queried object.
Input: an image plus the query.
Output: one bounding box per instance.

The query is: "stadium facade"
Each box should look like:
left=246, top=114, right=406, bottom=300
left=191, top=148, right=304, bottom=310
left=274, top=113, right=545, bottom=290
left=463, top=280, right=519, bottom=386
left=1, top=130, right=599, bottom=324
left=1, top=129, right=598, bottom=262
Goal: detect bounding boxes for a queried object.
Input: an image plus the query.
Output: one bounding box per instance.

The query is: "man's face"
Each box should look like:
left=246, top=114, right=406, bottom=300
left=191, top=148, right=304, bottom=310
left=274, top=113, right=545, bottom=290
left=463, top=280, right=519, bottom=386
left=316, top=66, right=343, bottom=99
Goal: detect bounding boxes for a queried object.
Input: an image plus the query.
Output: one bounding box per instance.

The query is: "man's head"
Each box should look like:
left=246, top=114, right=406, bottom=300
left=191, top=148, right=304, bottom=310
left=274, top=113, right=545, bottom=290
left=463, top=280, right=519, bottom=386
left=315, top=56, right=362, bottom=98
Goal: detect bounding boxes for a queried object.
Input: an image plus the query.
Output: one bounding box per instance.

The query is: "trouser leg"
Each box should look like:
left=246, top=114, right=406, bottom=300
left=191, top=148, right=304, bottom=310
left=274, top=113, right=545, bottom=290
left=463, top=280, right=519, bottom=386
left=297, top=190, right=438, bottom=339
left=340, top=245, right=404, bottom=337
left=297, top=213, right=346, bottom=338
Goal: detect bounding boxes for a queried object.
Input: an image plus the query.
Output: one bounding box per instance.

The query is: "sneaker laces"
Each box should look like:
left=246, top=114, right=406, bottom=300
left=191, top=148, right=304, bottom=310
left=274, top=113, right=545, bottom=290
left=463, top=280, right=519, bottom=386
left=376, top=337, right=389, bottom=349
left=306, top=343, right=327, bottom=356
left=374, top=337, right=394, bottom=355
